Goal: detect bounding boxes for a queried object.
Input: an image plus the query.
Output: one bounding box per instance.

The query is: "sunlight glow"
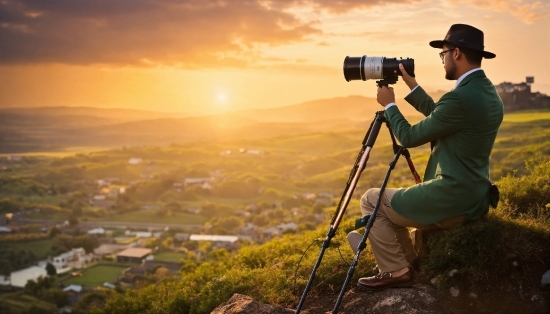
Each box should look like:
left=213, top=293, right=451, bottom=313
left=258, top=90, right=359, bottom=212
left=217, top=93, right=227, bottom=102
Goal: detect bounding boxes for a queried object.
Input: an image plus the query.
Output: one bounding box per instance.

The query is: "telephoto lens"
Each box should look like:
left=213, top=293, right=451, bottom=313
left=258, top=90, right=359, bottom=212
left=343, top=56, right=415, bottom=82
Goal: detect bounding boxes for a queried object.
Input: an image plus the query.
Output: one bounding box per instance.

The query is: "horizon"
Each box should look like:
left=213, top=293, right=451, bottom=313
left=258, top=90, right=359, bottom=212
left=1, top=0, right=549, bottom=115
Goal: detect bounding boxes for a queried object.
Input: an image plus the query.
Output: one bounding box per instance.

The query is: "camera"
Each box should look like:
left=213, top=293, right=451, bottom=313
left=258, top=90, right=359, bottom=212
left=343, top=56, right=415, bottom=86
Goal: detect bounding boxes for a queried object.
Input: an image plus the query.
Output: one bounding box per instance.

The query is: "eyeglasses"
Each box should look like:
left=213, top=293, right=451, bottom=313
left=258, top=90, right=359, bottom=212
left=439, top=48, right=455, bottom=62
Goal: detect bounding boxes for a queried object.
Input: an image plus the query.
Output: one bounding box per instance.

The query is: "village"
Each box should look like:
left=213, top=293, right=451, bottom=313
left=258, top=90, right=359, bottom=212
left=0, top=149, right=336, bottom=310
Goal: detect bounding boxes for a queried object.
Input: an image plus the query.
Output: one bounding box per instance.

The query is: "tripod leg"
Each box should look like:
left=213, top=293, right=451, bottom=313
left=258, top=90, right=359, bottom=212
left=332, top=147, right=404, bottom=314
left=295, top=112, right=386, bottom=314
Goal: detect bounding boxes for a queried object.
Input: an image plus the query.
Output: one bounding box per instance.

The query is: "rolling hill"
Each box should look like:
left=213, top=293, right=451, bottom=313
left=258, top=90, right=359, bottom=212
left=0, top=95, right=425, bottom=153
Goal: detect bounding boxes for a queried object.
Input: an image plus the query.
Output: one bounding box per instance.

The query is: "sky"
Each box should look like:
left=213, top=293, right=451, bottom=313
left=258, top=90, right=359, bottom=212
left=1, top=0, right=549, bottom=115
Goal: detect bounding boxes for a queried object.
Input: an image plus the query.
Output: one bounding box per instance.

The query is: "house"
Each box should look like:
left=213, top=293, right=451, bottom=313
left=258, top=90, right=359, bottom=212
left=94, top=243, right=128, bottom=257
left=97, top=177, right=121, bottom=187
left=88, top=227, right=105, bottom=235
left=189, top=234, right=239, bottom=250
left=239, top=148, right=265, bottom=155
left=63, top=284, right=83, bottom=305
left=263, top=222, right=299, bottom=238
left=263, top=227, right=282, bottom=237
left=63, top=284, right=82, bottom=294
left=116, top=248, right=152, bottom=263
left=184, top=177, right=213, bottom=187
left=125, top=230, right=152, bottom=238
left=10, top=266, right=47, bottom=288
left=277, top=222, right=298, bottom=232
left=174, top=233, right=190, bottom=242
left=103, top=282, right=116, bottom=289
left=47, top=247, right=94, bottom=272
left=128, top=157, right=143, bottom=165
left=0, top=275, right=10, bottom=286
left=496, top=77, right=550, bottom=111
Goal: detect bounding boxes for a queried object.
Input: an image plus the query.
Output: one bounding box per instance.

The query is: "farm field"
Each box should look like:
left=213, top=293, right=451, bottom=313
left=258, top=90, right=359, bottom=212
left=154, top=251, right=186, bottom=263
left=62, top=264, right=129, bottom=286
left=502, top=110, right=550, bottom=122
left=2, top=239, right=54, bottom=259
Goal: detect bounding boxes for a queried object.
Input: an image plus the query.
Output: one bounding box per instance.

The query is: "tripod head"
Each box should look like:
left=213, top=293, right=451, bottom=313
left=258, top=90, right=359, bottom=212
left=376, top=77, right=398, bottom=88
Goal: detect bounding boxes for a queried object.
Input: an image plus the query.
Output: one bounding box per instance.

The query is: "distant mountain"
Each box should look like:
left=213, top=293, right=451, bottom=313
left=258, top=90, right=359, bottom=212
left=0, top=106, right=187, bottom=127
left=230, top=95, right=423, bottom=122
left=0, top=96, right=423, bottom=153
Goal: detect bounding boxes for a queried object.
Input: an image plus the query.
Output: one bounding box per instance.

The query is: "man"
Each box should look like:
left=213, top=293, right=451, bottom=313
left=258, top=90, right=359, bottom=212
left=347, top=24, right=504, bottom=291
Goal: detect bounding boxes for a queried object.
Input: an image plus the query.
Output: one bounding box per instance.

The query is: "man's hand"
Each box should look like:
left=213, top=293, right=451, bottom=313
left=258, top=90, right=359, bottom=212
left=399, top=63, right=418, bottom=90
left=377, top=86, right=395, bottom=107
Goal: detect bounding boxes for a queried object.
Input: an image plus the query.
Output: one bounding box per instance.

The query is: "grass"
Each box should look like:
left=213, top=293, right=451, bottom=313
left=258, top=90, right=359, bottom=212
left=503, top=109, right=550, bottom=122
left=63, top=264, right=129, bottom=286
left=154, top=251, right=186, bottom=263
left=0, top=291, right=56, bottom=313
left=421, top=210, right=550, bottom=294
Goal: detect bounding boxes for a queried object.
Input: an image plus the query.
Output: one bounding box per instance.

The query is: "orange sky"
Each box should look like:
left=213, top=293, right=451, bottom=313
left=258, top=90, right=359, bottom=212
left=1, top=0, right=549, bottom=115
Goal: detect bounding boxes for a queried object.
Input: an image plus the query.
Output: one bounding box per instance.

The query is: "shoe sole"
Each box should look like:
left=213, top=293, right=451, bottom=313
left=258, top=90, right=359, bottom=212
left=356, top=281, right=414, bottom=292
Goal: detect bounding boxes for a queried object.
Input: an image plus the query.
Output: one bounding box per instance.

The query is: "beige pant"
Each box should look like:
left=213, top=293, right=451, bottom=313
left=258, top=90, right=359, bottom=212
left=347, top=188, right=465, bottom=273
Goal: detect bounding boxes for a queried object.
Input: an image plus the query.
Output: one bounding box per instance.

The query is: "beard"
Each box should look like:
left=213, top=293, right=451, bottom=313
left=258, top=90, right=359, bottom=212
left=445, top=57, right=457, bottom=80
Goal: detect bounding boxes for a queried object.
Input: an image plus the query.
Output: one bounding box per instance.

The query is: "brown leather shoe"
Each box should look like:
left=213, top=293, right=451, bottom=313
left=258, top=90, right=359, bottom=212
left=357, top=267, right=414, bottom=291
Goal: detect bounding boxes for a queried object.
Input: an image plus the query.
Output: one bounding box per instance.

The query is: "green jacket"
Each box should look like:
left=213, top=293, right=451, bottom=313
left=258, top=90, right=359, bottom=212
left=385, top=70, right=503, bottom=224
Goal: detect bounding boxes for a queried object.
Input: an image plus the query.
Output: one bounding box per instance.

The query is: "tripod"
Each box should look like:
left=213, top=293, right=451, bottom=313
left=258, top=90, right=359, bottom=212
left=295, top=110, right=421, bottom=314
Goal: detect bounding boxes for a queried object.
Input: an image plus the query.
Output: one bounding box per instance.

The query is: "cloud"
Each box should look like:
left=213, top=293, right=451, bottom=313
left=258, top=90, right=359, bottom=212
left=0, top=0, right=422, bottom=68
left=455, top=0, right=550, bottom=24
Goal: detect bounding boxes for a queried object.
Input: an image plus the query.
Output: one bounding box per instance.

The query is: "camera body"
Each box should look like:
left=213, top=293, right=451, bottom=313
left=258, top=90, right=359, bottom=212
left=343, top=56, right=415, bottom=87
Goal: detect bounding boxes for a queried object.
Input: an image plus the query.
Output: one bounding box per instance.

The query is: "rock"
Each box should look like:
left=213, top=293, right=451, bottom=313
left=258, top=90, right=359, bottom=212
left=213, top=285, right=459, bottom=314
left=450, top=286, right=460, bottom=297
left=448, top=269, right=458, bottom=277
left=337, top=284, right=456, bottom=314
left=542, top=269, right=550, bottom=287
left=211, top=294, right=294, bottom=314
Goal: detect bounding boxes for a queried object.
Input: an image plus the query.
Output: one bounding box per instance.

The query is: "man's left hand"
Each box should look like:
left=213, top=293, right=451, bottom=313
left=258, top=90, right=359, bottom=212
left=377, top=86, right=395, bottom=107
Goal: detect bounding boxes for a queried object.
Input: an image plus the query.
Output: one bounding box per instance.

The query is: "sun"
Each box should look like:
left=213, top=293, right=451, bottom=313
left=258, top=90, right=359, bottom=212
left=211, top=91, right=231, bottom=112
left=217, top=93, right=227, bottom=102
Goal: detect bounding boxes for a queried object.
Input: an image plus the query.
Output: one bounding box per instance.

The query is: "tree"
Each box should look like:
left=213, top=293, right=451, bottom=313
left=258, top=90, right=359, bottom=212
left=209, top=216, right=244, bottom=234
left=47, top=226, right=61, bottom=238
left=45, top=262, right=56, bottom=276
left=73, top=290, right=113, bottom=314
left=24, top=276, right=55, bottom=296
left=161, top=237, right=174, bottom=249
left=41, top=288, right=68, bottom=308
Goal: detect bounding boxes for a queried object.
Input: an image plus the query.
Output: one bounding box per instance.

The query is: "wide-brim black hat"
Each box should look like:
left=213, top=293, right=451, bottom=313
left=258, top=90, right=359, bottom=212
left=430, top=24, right=496, bottom=59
